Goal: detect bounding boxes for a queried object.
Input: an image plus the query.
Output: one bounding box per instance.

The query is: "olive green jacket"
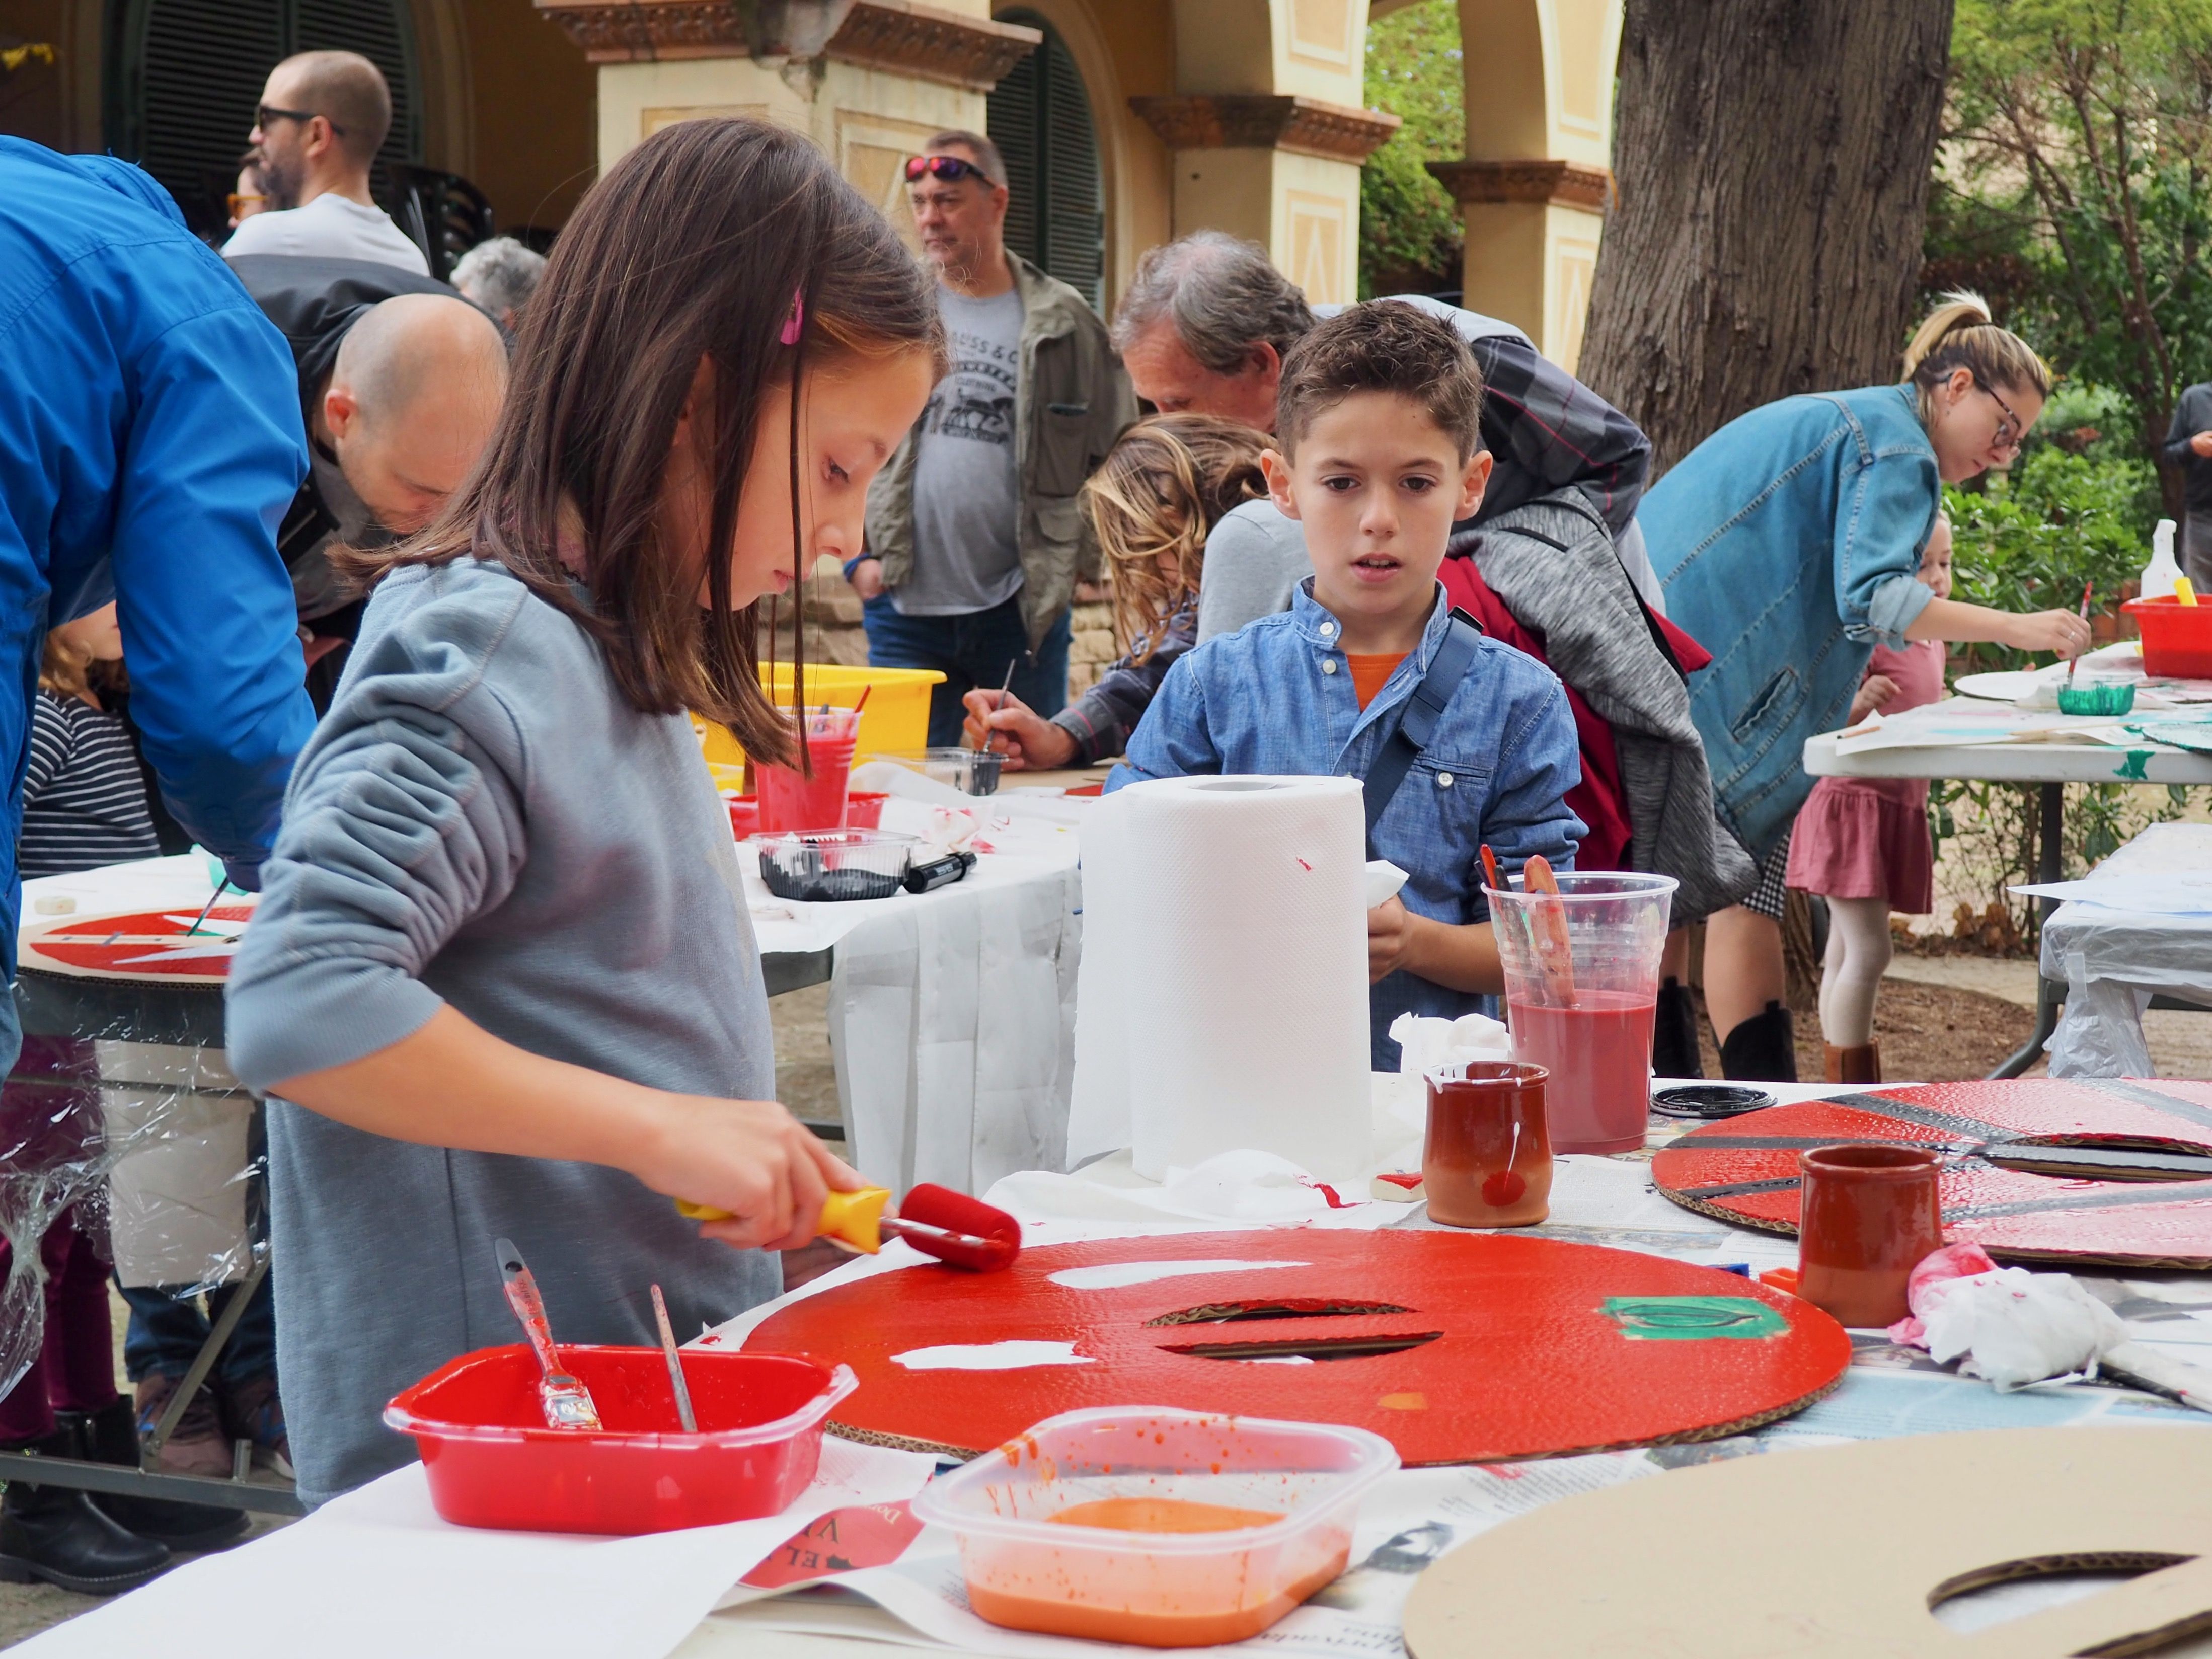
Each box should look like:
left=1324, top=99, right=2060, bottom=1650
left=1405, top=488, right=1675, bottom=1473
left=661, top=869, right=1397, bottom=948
left=865, top=253, right=1136, bottom=649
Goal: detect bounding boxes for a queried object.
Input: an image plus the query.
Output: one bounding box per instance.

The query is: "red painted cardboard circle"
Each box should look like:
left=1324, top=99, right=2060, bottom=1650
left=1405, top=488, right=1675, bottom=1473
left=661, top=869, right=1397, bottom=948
left=742, top=1229, right=1850, bottom=1465
left=20, top=904, right=253, bottom=984
left=1652, top=1079, right=2212, bottom=1268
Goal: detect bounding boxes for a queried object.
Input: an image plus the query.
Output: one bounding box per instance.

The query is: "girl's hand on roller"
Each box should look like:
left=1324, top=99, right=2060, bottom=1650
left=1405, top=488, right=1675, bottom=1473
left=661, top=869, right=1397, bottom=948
left=645, top=1096, right=862, bottom=1252
left=2004, top=609, right=2092, bottom=658
left=958, top=689, right=1075, bottom=771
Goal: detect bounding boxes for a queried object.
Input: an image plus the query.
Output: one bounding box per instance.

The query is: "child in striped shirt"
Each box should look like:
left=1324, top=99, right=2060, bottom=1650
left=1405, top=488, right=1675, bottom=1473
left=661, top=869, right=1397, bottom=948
left=21, top=602, right=159, bottom=878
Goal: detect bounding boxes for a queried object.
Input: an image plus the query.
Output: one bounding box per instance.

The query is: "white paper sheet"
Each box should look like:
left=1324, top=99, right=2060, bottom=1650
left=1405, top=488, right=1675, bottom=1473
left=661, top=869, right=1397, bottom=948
left=14, top=1437, right=937, bottom=1659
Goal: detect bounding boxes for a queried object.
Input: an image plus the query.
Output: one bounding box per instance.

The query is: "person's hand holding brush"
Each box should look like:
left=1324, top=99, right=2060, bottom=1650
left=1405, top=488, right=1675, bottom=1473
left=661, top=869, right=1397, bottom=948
left=959, top=687, right=1076, bottom=771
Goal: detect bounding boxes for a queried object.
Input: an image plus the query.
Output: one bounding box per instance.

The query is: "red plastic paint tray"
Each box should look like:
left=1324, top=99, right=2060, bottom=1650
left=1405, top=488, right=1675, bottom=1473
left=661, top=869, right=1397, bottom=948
left=2125, top=594, right=2212, bottom=678
left=384, top=1344, right=855, bottom=1534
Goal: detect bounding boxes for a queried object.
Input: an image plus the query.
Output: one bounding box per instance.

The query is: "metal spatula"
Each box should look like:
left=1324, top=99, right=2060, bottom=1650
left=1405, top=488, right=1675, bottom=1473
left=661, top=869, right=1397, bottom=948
left=494, top=1236, right=603, bottom=1431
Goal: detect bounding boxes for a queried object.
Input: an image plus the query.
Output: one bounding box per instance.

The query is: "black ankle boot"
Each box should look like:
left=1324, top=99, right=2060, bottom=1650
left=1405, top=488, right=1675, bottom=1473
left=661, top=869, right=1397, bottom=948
left=64, top=1402, right=249, bottom=1553
left=1652, top=979, right=1703, bottom=1079
left=1718, top=1001, right=1799, bottom=1083
left=0, top=1428, right=173, bottom=1594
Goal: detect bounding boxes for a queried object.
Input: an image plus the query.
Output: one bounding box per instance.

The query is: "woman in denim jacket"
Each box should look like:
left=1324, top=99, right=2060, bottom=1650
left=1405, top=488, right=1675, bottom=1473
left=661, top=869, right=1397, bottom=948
left=1640, top=295, right=2091, bottom=1081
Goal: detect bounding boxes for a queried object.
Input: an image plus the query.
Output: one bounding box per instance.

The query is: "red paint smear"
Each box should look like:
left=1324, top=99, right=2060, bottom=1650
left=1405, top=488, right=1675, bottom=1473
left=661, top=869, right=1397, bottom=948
left=740, top=1501, right=924, bottom=1586
left=744, top=1229, right=1847, bottom=1466
left=1301, top=1180, right=1354, bottom=1210
left=1375, top=1172, right=1424, bottom=1192
left=1652, top=1079, right=2212, bottom=1267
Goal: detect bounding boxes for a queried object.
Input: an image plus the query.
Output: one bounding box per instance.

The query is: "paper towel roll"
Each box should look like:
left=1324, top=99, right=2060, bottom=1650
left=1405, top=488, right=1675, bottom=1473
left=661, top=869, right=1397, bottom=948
left=1069, top=774, right=1372, bottom=1182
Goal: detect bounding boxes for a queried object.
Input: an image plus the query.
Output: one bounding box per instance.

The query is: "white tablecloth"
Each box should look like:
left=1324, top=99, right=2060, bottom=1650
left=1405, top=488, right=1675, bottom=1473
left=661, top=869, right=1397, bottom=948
left=747, top=769, right=1086, bottom=1194
left=2039, top=821, right=2212, bottom=1077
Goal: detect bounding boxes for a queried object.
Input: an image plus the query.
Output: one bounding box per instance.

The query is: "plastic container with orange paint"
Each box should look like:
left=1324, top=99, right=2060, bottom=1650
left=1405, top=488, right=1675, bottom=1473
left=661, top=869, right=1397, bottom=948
left=910, top=1408, right=1397, bottom=1648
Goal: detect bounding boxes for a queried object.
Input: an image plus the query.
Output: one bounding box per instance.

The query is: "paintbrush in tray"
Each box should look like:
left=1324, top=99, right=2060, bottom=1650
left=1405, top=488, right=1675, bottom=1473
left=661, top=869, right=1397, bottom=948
left=2070, top=581, right=2094, bottom=680
left=495, top=1237, right=603, bottom=1431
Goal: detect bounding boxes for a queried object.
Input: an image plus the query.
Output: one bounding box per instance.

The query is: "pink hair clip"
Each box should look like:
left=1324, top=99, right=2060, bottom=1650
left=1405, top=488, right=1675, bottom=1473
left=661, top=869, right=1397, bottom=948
left=781, top=287, right=805, bottom=346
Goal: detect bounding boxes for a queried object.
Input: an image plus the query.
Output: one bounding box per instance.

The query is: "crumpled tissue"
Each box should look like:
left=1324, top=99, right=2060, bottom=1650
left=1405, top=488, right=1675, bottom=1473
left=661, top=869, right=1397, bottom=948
left=1390, top=1010, right=1513, bottom=1078
left=1888, top=1242, right=2126, bottom=1390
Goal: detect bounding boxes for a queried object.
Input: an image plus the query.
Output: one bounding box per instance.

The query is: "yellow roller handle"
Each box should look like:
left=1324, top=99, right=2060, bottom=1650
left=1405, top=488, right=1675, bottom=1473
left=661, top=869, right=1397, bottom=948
left=2178, top=576, right=2200, bottom=607
left=676, top=1184, right=892, bottom=1252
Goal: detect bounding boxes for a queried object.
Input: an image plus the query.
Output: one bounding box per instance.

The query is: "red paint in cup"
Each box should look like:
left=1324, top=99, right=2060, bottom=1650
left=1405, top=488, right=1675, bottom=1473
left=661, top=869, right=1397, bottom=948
left=756, top=710, right=861, bottom=833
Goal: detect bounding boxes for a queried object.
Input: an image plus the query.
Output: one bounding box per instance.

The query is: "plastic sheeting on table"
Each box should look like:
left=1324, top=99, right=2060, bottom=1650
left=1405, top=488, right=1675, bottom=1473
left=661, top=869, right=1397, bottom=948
left=5, top=859, right=261, bottom=1404
left=2042, top=822, right=2212, bottom=1077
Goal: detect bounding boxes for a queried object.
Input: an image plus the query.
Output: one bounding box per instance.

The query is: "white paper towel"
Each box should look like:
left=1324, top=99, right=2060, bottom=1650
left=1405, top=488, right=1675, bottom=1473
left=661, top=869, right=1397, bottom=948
left=1069, top=774, right=1371, bottom=1182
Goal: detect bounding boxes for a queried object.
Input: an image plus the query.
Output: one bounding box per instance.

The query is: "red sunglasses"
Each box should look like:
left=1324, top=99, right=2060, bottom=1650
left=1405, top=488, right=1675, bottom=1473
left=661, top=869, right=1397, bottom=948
left=904, top=154, right=996, bottom=186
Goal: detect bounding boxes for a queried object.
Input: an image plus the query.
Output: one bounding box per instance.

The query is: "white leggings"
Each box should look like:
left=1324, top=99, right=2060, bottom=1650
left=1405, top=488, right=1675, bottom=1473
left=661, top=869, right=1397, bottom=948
left=1817, top=896, right=1893, bottom=1048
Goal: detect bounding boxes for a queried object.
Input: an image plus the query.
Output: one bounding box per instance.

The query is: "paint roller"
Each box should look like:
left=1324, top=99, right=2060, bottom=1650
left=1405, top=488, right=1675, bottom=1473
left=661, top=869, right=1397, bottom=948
left=677, top=1182, right=1021, bottom=1272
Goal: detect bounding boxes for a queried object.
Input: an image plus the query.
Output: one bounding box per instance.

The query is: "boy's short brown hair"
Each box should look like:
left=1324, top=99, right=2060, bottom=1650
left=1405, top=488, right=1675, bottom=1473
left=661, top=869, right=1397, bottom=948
left=1275, top=301, right=1485, bottom=459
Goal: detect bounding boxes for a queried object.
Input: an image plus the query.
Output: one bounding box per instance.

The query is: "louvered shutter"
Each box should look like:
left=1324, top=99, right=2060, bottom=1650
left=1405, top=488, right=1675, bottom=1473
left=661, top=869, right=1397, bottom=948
left=987, top=12, right=1104, bottom=312
left=126, top=0, right=284, bottom=230
left=987, top=44, right=1040, bottom=273
left=110, top=0, right=420, bottom=236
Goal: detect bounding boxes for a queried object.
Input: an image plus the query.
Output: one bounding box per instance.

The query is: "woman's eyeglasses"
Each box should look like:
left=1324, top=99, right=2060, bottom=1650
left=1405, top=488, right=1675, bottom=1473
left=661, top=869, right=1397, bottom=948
left=903, top=154, right=993, bottom=186
left=255, top=103, right=345, bottom=136
left=1972, top=376, right=2026, bottom=457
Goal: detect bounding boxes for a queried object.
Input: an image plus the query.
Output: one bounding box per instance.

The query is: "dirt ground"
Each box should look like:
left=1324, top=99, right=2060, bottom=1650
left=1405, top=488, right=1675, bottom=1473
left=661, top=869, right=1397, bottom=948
left=1681, top=978, right=2042, bottom=1084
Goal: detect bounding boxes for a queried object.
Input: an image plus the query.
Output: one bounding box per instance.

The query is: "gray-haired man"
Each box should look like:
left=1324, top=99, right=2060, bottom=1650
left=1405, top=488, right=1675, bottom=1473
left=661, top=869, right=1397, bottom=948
left=1112, top=231, right=1657, bottom=639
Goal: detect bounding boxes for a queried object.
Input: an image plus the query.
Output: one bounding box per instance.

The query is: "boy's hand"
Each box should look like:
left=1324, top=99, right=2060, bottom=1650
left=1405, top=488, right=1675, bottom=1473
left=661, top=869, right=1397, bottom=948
left=2003, top=609, right=2092, bottom=658
left=960, top=689, right=1077, bottom=771
left=848, top=558, right=886, bottom=600
left=1368, top=896, right=1416, bottom=983
left=645, top=1095, right=862, bottom=1252
left=1849, top=674, right=1901, bottom=724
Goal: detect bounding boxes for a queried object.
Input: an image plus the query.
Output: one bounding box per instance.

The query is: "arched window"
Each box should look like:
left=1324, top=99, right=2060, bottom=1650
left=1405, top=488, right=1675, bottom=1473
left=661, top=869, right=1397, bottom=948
left=105, top=0, right=420, bottom=235
left=987, top=10, right=1104, bottom=311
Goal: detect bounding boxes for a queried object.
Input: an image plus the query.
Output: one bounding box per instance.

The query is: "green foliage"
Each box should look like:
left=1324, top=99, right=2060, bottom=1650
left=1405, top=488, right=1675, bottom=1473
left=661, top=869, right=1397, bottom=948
left=1942, top=0, right=2212, bottom=489
left=1929, top=779, right=2189, bottom=947
left=1359, top=0, right=1464, bottom=298
left=1942, top=448, right=2156, bottom=677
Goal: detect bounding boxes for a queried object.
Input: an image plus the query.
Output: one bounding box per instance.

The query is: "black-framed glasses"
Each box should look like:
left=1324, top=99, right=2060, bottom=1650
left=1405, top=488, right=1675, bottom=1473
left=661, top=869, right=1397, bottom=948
left=904, top=154, right=991, bottom=186
left=1972, top=375, right=2025, bottom=457
left=256, top=103, right=345, bottom=136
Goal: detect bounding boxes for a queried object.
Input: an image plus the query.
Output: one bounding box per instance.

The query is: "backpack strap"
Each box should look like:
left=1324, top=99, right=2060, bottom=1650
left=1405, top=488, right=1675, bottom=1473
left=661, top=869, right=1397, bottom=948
left=1362, top=609, right=1483, bottom=852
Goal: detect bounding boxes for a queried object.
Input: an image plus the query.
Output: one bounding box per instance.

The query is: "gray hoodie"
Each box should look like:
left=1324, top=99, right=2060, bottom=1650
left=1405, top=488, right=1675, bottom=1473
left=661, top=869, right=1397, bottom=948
left=225, top=556, right=781, bottom=1504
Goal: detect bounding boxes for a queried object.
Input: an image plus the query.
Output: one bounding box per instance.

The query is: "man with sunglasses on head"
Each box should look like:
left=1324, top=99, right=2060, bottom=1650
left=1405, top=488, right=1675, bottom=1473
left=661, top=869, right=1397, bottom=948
left=223, top=51, right=427, bottom=275
left=854, top=131, right=1136, bottom=746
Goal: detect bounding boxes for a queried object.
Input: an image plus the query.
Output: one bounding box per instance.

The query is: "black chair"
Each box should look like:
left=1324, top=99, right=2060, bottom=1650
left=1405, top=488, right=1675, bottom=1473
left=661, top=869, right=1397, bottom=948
left=380, top=165, right=496, bottom=283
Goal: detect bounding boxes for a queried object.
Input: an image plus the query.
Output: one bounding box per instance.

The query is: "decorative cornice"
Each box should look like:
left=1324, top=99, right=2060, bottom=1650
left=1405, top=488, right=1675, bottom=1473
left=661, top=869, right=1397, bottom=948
left=1128, top=94, right=1401, bottom=163
left=536, top=0, right=1040, bottom=91
left=1426, top=158, right=1614, bottom=212
left=827, top=1, right=1038, bottom=90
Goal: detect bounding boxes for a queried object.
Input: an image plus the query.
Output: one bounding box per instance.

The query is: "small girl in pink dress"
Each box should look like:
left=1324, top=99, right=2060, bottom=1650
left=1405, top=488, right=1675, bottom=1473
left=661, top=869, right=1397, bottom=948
left=1787, top=513, right=1953, bottom=1084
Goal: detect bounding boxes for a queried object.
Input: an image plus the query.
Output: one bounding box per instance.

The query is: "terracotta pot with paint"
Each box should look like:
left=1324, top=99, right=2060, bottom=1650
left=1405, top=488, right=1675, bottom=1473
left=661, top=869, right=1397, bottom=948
left=1795, top=1145, right=1945, bottom=1328
left=1423, top=1061, right=1552, bottom=1228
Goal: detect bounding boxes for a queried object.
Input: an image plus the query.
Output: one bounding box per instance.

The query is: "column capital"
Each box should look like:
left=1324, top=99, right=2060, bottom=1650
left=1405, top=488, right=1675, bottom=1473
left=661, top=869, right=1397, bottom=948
left=536, top=0, right=1039, bottom=91
left=1426, top=159, right=1614, bottom=211
left=1128, top=94, right=1400, bottom=164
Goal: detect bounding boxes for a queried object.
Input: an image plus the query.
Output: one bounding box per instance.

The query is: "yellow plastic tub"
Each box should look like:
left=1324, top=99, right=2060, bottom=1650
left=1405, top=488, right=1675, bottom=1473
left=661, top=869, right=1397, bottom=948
left=693, top=664, right=944, bottom=769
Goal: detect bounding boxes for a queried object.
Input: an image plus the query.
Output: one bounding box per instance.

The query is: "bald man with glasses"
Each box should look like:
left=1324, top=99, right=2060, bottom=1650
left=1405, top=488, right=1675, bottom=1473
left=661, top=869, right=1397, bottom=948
left=223, top=51, right=427, bottom=274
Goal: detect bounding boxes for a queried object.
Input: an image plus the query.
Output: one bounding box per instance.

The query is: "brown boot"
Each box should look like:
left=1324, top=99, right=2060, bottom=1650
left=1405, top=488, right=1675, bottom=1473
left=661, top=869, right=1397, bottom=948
left=1823, top=1042, right=1882, bottom=1085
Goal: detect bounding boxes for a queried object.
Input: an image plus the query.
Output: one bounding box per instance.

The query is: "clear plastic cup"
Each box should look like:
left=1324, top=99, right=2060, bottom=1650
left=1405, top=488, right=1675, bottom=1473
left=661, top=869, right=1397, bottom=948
left=1487, top=871, right=1677, bottom=1155
left=756, top=707, right=861, bottom=833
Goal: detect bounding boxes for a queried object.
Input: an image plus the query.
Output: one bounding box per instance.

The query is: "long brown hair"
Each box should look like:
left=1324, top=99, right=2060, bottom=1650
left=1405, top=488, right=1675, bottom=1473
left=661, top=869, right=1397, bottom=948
left=344, top=119, right=942, bottom=764
left=1082, top=414, right=1267, bottom=661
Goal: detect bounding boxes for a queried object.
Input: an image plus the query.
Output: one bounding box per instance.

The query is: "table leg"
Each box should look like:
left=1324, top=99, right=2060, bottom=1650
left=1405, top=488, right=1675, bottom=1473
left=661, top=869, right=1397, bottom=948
left=1989, top=780, right=2064, bottom=1079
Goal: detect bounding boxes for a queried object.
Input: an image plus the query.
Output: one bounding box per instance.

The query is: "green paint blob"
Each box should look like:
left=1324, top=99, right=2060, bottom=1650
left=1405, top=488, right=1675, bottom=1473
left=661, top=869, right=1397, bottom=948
left=1600, top=1296, right=1788, bottom=1341
left=2115, top=750, right=2152, bottom=781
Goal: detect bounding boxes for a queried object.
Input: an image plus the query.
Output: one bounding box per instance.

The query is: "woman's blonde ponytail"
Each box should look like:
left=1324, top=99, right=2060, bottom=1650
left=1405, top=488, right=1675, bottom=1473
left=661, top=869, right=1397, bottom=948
left=1901, top=289, right=2050, bottom=428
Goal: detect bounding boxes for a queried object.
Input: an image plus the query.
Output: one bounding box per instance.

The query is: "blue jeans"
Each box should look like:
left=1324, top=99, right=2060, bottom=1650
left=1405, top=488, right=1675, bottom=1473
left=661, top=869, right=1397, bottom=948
left=120, top=1275, right=276, bottom=1387
left=862, top=593, right=1071, bottom=748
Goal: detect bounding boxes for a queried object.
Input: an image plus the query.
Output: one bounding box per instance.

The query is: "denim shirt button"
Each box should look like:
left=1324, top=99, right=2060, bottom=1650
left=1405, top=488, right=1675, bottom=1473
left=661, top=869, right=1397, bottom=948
left=1319, top=621, right=1337, bottom=638
left=1436, top=771, right=1454, bottom=787
left=1321, top=658, right=1339, bottom=674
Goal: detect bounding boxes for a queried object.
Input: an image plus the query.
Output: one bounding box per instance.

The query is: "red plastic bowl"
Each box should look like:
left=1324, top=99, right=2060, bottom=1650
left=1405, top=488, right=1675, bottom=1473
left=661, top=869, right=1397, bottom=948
left=845, top=790, right=888, bottom=829
left=2125, top=595, right=2212, bottom=678
left=384, top=1345, right=855, bottom=1534
left=725, top=794, right=760, bottom=839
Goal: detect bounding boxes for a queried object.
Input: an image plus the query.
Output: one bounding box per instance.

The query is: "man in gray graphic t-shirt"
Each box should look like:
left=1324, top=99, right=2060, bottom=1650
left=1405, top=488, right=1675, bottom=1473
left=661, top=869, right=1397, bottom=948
left=855, top=129, right=1134, bottom=746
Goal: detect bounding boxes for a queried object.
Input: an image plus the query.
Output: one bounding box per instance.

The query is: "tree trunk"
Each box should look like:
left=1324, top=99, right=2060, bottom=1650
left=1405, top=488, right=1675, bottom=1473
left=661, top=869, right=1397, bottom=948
left=1579, top=1, right=1956, bottom=475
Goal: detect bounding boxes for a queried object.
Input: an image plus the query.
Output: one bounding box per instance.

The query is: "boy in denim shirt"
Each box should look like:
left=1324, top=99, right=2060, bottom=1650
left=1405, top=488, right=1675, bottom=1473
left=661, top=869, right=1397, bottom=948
left=1111, top=303, right=1584, bottom=1067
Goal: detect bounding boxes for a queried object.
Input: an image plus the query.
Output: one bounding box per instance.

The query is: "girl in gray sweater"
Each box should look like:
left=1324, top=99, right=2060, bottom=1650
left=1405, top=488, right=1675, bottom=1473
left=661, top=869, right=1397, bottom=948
left=224, top=120, right=945, bottom=1504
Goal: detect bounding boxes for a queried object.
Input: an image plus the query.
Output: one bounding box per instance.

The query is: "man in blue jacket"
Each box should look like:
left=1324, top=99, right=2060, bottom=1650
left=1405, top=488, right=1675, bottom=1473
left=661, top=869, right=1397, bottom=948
left=0, top=138, right=316, bottom=1585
